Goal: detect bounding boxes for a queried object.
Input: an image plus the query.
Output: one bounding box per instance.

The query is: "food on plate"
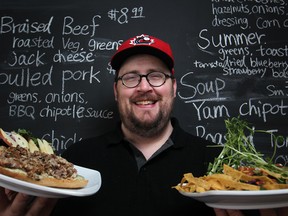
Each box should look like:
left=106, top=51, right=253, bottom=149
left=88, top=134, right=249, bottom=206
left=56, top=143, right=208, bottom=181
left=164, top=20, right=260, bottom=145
left=206, top=117, right=287, bottom=178
left=0, top=128, right=54, bottom=154
left=0, top=128, right=88, bottom=189
left=173, top=164, right=288, bottom=192
left=173, top=117, right=288, bottom=193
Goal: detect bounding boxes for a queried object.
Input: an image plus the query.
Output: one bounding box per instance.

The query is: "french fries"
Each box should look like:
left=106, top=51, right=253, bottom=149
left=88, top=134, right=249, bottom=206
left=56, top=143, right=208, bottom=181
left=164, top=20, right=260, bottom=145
left=173, top=164, right=288, bottom=193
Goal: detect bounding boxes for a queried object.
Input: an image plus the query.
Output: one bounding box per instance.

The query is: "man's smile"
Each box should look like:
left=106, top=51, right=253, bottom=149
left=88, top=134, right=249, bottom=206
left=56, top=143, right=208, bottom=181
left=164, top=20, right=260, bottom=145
left=135, top=100, right=155, bottom=105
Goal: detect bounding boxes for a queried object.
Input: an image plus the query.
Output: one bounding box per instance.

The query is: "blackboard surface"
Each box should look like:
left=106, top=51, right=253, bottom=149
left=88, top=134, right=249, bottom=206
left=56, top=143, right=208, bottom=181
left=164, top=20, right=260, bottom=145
left=0, top=0, right=287, bottom=165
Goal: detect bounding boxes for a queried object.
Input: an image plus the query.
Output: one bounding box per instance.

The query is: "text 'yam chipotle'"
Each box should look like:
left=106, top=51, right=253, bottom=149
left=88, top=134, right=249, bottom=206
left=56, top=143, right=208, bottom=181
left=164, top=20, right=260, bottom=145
left=0, top=128, right=88, bottom=189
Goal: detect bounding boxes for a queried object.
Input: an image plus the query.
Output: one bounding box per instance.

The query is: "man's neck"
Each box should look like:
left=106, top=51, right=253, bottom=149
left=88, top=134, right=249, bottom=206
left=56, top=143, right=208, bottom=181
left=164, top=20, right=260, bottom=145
left=122, top=121, right=173, bottom=160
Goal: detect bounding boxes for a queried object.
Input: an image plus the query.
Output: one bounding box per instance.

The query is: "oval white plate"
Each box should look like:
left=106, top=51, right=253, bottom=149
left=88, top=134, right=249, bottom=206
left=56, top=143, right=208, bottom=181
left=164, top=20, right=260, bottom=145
left=179, top=189, right=288, bottom=209
left=0, top=165, right=101, bottom=198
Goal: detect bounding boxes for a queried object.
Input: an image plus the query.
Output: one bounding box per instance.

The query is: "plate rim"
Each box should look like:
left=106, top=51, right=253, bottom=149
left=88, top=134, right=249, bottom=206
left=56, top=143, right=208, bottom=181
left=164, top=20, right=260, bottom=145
left=0, top=165, right=101, bottom=198
left=179, top=188, right=288, bottom=197
left=179, top=189, right=288, bottom=209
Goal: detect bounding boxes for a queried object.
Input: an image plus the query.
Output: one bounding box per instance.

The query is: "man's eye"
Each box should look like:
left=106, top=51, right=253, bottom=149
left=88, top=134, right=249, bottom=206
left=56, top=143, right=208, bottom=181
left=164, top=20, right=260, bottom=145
left=150, top=75, right=161, bottom=79
left=126, top=75, right=136, bottom=79
left=124, top=75, right=137, bottom=81
left=149, top=74, right=163, bottom=79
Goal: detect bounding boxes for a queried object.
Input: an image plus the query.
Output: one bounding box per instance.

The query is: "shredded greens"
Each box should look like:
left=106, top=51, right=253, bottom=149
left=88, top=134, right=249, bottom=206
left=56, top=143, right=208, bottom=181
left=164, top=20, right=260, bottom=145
left=207, top=116, right=288, bottom=181
left=17, top=128, right=38, bottom=145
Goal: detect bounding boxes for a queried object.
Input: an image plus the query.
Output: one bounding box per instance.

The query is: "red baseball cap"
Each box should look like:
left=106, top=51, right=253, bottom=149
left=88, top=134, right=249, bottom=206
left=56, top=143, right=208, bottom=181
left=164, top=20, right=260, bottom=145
left=111, top=34, right=174, bottom=73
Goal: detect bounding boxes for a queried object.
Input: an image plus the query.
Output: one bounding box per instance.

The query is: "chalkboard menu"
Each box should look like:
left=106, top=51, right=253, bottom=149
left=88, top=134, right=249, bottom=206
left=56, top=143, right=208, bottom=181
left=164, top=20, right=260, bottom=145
left=0, top=0, right=287, bottom=165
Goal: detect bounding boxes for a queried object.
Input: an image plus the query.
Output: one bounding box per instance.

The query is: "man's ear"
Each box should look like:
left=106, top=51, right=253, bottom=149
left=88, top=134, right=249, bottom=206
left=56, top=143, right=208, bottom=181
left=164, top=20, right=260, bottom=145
left=113, top=82, right=118, bottom=101
left=173, top=78, right=177, bottom=98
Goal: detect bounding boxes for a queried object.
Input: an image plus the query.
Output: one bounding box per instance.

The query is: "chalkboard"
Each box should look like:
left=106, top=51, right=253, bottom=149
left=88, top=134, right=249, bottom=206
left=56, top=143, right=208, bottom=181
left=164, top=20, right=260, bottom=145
left=0, top=0, right=287, bottom=165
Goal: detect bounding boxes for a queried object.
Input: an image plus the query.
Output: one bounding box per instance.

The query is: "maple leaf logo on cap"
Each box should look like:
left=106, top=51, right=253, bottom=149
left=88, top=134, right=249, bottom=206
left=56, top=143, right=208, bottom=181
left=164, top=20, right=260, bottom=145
left=130, top=34, right=154, bottom=46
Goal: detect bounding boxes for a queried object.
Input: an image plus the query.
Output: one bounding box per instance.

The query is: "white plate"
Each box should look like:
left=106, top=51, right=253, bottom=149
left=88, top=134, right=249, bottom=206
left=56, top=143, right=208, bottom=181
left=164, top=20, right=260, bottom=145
left=0, top=165, right=101, bottom=198
left=179, top=189, right=288, bottom=209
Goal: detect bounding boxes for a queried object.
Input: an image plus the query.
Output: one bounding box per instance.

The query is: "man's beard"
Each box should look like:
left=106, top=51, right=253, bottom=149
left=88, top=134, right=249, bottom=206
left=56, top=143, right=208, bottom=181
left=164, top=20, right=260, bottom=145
left=118, top=102, right=173, bottom=137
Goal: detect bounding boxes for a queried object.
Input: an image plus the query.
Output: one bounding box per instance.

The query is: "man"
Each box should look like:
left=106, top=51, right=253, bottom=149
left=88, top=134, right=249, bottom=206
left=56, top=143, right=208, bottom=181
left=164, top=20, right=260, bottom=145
left=52, top=33, right=217, bottom=215
left=0, top=34, right=287, bottom=216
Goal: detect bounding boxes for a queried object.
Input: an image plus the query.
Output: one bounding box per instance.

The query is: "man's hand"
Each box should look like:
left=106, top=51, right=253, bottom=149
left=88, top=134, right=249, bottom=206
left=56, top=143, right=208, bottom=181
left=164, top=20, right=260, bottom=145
left=0, top=188, right=58, bottom=216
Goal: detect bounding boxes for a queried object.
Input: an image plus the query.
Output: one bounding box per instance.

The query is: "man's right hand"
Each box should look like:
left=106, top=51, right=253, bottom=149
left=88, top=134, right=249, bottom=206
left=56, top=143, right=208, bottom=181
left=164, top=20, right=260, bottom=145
left=0, top=187, right=58, bottom=216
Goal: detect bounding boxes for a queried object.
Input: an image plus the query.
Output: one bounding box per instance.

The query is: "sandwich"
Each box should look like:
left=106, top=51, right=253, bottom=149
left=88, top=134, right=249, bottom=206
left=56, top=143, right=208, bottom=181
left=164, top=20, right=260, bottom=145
left=0, top=128, right=88, bottom=189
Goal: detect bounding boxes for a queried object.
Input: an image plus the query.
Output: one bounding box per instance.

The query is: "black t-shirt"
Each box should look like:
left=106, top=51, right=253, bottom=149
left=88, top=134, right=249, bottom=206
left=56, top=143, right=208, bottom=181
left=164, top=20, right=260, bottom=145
left=51, top=118, right=257, bottom=216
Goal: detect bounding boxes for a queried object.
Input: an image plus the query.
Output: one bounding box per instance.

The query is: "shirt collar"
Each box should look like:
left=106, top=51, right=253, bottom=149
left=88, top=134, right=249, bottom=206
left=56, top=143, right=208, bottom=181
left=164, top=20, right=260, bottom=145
left=106, top=117, right=183, bottom=148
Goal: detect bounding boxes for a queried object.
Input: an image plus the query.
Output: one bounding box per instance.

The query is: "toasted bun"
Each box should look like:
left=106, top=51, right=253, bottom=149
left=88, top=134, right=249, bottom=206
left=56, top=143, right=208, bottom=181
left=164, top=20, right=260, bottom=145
left=0, top=128, right=18, bottom=147
left=0, top=166, right=88, bottom=188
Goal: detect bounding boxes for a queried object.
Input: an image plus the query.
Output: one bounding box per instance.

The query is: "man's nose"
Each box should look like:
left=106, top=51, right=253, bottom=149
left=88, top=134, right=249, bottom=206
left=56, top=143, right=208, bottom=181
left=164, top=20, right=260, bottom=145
left=137, top=76, right=152, bottom=90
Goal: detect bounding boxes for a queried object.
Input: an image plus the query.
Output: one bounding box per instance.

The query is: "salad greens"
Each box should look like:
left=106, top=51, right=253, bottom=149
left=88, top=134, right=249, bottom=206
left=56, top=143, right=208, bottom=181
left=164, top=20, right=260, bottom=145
left=17, top=128, right=38, bottom=145
left=207, top=116, right=288, bottom=181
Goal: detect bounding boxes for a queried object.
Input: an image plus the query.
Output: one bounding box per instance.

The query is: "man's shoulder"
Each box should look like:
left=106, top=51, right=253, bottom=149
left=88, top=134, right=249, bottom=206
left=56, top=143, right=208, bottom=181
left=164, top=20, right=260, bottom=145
left=75, top=129, right=120, bottom=147
left=63, top=127, right=121, bottom=154
left=171, top=117, right=216, bottom=146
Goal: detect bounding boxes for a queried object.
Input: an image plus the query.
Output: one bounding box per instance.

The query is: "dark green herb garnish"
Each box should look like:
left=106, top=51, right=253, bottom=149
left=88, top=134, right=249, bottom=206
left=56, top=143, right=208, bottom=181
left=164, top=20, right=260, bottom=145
left=207, top=116, right=288, bottom=182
